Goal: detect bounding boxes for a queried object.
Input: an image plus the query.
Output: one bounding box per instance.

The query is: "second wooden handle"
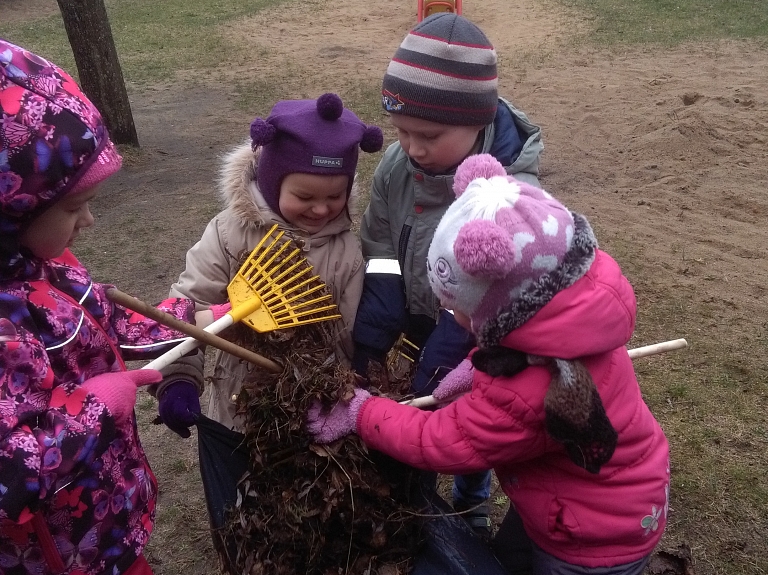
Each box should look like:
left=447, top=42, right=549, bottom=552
left=105, top=288, right=281, bottom=373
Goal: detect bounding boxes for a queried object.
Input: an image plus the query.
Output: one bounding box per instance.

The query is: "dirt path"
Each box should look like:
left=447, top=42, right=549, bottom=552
left=0, top=0, right=59, bottom=23
left=9, top=0, right=765, bottom=572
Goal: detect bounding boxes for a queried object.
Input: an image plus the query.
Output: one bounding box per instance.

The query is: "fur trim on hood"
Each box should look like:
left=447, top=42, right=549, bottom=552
left=218, top=142, right=361, bottom=229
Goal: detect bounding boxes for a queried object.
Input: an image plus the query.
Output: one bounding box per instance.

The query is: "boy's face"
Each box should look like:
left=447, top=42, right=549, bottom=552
left=20, top=186, right=98, bottom=259
left=390, top=114, right=484, bottom=174
left=278, top=172, right=348, bottom=234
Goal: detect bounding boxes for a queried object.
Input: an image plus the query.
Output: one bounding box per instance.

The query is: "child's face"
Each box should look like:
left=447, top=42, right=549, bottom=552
left=390, top=114, right=484, bottom=174
left=19, top=186, right=98, bottom=259
left=278, top=173, right=348, bottom=234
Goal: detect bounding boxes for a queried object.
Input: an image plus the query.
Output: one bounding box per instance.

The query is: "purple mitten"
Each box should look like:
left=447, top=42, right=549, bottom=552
left=158, top=380, right=201, bottom=438
left=432, top=358, right=474, bottom=403
left=306, top=388, right=372, bottom=444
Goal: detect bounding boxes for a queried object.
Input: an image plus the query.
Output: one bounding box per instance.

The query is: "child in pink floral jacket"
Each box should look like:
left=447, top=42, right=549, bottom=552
left=0, top=39, right=203, bottom=575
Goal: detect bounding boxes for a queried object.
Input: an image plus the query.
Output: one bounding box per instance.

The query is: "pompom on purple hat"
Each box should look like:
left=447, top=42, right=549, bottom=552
left=250, top=93, right=383, bottom=217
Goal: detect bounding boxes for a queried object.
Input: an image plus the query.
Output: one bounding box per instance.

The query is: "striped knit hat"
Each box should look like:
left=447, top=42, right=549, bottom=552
left=382, top=13, right=498, bottom=126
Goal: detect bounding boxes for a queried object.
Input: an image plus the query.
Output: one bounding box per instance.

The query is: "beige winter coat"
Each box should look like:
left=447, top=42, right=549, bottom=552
left=166, top=143, right=364, bottom=430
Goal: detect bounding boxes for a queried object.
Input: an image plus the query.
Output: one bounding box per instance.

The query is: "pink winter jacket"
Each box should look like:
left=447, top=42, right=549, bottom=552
left=357, top=251, right=670, bottom=568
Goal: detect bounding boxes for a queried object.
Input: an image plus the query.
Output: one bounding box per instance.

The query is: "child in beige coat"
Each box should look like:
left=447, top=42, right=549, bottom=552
left=157, top=93, right=383, bottom=434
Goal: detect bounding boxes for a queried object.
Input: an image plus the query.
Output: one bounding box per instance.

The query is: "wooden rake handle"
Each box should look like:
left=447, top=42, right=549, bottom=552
left=402, top=338, right=689, bottom=409
left=105, top=288, right=282, bottom=373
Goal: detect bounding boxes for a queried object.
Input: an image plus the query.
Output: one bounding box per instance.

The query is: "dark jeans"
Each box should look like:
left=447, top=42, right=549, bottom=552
left=453, top=470, right=492, bottom=507
left=414, top=501, right=651, bottom=575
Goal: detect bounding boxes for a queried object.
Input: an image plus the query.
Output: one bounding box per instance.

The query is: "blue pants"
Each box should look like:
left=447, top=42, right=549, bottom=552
left=453, top=470, right=492, bottom=507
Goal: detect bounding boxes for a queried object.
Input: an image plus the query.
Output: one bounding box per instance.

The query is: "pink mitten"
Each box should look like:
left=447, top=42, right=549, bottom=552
left=306, top=388, right=372, bottom=444
left=81, top=370, right=163, bottom=425
left=209, top=302, right=232, bottom=321
left=432, top=358, right=474, bottom=403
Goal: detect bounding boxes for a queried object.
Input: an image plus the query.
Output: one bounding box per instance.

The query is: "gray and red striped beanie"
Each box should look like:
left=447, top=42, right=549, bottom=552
left=382, top=13, right=498, bottom=126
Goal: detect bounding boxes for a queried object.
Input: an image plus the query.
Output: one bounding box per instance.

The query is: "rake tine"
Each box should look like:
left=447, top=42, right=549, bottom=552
left=275, top=313, right=341, bottom=328
left=263, top=276, right=326, bottom=303
left=269, top=293, right=335, bottom=313
left=273, top=307, right=341, bottom=323
left=256, top=259, right=312, bottom=294
left=270, top=298, right=337, bottom=319
left=265, top=290, right=329, bottom=312
left=240, top=235, right=288, bottom=280
left=240, top=228, right=286, bottom=276
left=252, top=241, right=294, bottom=283
left=243, top=250, right=307, bottom=293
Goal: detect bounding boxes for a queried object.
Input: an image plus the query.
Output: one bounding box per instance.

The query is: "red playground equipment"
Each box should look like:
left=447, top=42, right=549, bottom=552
left=417, top=0, right=462, bottom=22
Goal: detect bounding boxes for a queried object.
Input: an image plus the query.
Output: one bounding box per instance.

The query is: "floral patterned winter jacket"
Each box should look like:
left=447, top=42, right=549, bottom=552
left=0, top=250, right=194, bottom=575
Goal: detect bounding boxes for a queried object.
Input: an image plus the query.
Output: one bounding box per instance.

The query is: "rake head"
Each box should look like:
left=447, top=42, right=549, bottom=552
left=227, top=225, right=342, bottom=333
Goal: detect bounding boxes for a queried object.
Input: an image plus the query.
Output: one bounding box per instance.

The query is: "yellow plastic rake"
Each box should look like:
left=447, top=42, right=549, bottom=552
left=145, top=225, right=342, bottom=371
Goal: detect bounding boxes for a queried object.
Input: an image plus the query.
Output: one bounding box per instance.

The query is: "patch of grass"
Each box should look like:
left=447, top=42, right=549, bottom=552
left=0, top=0, right=289, bottom=87
left=560, top=0, right=768, bottom=45
left=136, top=393, right=157, bottom=413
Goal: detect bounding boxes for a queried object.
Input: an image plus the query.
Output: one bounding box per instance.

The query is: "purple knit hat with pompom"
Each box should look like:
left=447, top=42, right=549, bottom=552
left=250, top=93, right=383, bottom=217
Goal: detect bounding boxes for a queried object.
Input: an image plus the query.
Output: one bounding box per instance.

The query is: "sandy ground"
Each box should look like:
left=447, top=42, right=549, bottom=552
left=2, top=0, right=767, bottom=572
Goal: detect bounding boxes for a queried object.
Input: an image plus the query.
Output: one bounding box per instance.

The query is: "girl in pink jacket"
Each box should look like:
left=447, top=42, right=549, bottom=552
left=307, top=154, right=670, bottom=574
left=0, top=40, right=206, bottom=575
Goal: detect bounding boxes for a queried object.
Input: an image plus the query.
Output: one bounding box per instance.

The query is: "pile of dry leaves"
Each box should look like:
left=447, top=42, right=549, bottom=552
left=217, top=241, right=425, bottom=575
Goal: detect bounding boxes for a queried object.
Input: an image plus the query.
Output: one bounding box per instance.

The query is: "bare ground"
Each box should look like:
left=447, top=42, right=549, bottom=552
left=4, top=0, right=767, bottom=572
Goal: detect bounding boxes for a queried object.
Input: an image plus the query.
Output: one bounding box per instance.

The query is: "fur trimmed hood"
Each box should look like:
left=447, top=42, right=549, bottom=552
left=218, top=142, right=361, bottom=237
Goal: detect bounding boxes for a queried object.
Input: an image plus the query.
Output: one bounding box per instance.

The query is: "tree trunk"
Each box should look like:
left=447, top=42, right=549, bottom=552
left=56, top=0, right=139, bottom=147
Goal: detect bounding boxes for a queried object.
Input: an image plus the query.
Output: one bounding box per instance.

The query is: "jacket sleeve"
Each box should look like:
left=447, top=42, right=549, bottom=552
left=103, top=290, right=196, bottom=362
left=333, top=248, right=365, bottom=365
left=499, top=99, right=543, bottom=189
left=156, top=215, right=234, bottom=397
left=357, top=368, right=549, bottom=474
left=170, top=215, right=234, bottom=306
left=411, top=309, right=475, bottom=396
left=0, top=328, right=114, bottom=522
left=353, top=161, right=408, bottom=371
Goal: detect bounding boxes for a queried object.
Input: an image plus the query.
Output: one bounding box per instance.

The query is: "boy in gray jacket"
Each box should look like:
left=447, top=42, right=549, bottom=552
left=352, top=13, right=543, bottom=538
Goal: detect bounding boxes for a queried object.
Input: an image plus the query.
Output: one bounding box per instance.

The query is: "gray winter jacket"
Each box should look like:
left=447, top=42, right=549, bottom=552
left=359, top=98, right=543, bottom=321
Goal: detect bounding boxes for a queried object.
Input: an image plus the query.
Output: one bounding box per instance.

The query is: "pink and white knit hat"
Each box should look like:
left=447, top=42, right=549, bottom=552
left=427, top=153, right=596, bottom=344
left=427, top=154, right=617, bottom=474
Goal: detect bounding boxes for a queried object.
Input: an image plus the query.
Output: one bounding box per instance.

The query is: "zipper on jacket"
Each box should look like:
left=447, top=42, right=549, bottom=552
left=398, top=224, right=412, bottom=272
left=32, top=511, right=66, bottom=574
left=46, top=281, right=127, bottom=372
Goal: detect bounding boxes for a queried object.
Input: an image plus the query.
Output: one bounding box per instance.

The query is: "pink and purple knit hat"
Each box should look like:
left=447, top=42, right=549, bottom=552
left=427, top=153, right=597, bottom=344
left=0, top=39, right=122, bottom=240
